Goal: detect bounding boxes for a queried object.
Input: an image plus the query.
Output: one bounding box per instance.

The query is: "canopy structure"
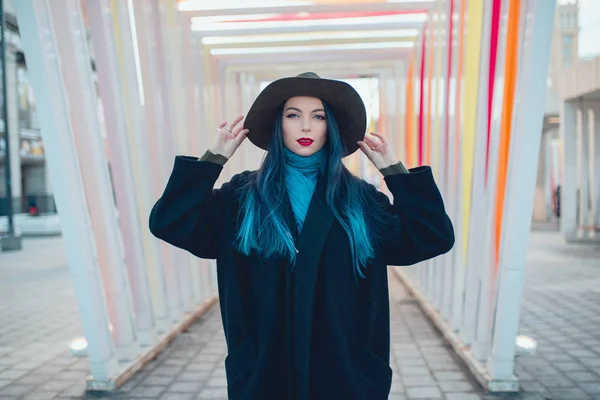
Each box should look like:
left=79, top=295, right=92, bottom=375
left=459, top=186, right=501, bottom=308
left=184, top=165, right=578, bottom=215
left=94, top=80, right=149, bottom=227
left=13, top=0, right=557, bottom=393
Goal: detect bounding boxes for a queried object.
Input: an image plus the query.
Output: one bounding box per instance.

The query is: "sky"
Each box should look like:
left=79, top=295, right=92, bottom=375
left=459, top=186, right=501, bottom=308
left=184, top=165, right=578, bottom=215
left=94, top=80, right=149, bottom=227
left=577, top=0, right=600, bottom=58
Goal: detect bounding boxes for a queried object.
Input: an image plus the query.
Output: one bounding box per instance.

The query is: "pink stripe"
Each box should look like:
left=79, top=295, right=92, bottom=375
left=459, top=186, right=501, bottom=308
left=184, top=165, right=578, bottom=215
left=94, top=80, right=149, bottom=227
left=444, top=0, right=455, bottom=177
left=485, top=0, right=502, bottom=184
left=418, top=23, right=427, bottom=166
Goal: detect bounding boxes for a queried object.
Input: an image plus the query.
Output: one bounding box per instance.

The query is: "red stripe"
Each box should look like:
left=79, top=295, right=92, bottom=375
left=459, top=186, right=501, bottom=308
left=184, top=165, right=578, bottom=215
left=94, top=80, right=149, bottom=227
left=485, top=0, right=502, bottom=185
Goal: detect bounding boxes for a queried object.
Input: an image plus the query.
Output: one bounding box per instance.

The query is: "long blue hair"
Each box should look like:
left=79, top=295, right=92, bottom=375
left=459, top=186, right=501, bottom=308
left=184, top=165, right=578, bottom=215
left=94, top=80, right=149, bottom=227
left=234, top=101, right=395, bottom=278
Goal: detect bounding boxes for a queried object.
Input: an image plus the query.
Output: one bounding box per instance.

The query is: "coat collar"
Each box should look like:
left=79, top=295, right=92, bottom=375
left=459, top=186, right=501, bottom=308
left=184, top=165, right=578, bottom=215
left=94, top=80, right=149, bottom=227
left=287, top=171, right=334, bottom=400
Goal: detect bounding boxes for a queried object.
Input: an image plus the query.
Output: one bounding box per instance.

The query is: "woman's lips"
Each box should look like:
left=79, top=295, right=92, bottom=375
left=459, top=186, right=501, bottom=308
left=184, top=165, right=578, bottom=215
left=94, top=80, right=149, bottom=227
left=297, top=138, right=314, bottom=146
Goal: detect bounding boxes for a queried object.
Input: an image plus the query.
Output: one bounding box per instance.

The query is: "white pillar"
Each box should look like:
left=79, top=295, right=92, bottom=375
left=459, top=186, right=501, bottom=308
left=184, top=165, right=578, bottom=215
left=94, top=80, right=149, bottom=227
left=48, top=0, right=140, bottom=360
left=85, top=0, right=158, bottom=347
left=15, top=0, right=120, bottom=382
left=593, top=106, right=600, bottom=231
left=487, top=0, right=556, bottom=382
left=561, top=101, right=578, bottom=241
left=586, top=108, right=596, bottom=238
left=5, top=44, right=22, bottom=211
left=576, top=108, right=589, bottom=239
left=131, top=0, right=183, bottom=327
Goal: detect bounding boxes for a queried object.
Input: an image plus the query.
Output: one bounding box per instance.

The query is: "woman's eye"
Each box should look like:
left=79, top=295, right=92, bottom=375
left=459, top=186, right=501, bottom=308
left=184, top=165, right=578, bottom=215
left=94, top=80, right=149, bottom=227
left=314, top=115, right=326, bottom=120
left=286, top=113, right=299, bottom=118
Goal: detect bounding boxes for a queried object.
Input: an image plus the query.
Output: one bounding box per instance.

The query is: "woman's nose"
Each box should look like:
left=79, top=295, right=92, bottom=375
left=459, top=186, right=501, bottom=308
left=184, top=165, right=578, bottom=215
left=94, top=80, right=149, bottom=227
left=302, top=119, right=311, bottom=132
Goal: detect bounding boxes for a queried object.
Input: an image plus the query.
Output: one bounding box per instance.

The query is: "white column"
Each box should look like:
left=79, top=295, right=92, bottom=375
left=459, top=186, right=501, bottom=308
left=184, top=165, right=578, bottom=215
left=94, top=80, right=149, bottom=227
left=586, top=108, right=596, bottom=238
left=180, top=12, right=206, bottom=307
left=15, top=0, right=119, bottom=381
left=133, top=0, right=187, bottom=326
left=85, top=0, right=158, bottom=347
left=561, top=101, right=578, bottom=241
left=593, top=106, right=600, bottom=232
left=48, top=0, right=140, bottom=359
left=5, top=45, right=22, bottom=210
left=577, top=108, right=589, bottom=239
left=460, top=0, right=493, bottom=345
left=487, top=0, right=556, bottom=381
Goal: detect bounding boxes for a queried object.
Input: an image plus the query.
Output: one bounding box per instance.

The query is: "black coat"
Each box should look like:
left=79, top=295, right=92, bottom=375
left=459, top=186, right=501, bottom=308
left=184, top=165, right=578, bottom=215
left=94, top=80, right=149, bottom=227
left=149, top=156, right=454, bottom=400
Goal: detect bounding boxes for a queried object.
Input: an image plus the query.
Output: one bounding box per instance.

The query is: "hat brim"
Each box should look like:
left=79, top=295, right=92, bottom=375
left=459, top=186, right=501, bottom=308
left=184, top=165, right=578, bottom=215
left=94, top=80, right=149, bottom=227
left=243, top=76, right=367, bottom=157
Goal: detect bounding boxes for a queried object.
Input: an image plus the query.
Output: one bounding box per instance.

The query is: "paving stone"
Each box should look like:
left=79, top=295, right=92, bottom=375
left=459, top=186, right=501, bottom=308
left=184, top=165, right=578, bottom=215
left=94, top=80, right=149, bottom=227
left=402, top=375, right=437, bottom=387
left=432, top=371, right=467, bottom=381
left=406, top=386, right=442, bottom=399
left=168, top=381, right=204, bottom=392
left=0, top=384, right=33, bottom=397
left=196, top=387, right=228, bottom=399
left=0, top=369, right=29, bottom=380
left=547, top=387, right=593, bottom=400
left=204, top=375, right=227, bottom=388
left=554, top=361, right=589, bottom=372
left=445, top=394, right=483, bottom=400
left=520, top=380, right=547, bottom=392
left=399, top=366, right=431, bottom=376
left=128, top=385, right=167, bottom=397
left=21, top=391, right=60, bottom=400
left=397, top=358, right=427, bottom=367
left=160, top=394, right=196, bottom=400
left=579, top=382, right=600, bottom=394
left=185, top=363, right=215, bottom=372
left=139, top=371, right=174, bottom=385
left=438, top=380, right=475, bottom=392
left=177, top=371, right=211, bottom=382
left=565, top=371, right=600, bottom=383
left=388, top=395, right=408, bottom=400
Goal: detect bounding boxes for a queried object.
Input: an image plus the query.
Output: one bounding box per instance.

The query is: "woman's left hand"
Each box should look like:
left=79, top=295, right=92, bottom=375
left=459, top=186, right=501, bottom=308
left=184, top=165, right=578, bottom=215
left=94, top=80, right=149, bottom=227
left=357, top=132, right=398, bottom=170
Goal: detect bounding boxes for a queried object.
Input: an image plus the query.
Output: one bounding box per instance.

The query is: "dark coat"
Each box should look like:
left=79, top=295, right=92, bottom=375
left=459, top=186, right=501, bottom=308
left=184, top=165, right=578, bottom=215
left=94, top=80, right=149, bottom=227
left=149, top=156, right=454, bottom=400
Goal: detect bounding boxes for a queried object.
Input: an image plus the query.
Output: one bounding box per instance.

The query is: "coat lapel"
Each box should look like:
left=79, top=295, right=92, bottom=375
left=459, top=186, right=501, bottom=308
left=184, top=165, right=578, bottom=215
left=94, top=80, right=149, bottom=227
left=293, top=172, right=334, bottom=400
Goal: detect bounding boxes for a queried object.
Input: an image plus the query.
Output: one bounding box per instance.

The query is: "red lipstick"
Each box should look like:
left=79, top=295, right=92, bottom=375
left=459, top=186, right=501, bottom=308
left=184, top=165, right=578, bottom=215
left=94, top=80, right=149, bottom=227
left=297, top=138, right=314, bottom=146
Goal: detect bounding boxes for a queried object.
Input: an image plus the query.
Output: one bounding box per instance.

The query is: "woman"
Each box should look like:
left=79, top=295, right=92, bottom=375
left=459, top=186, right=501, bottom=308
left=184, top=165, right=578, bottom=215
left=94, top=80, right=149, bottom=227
left=149, top=72, right=454, bottom=400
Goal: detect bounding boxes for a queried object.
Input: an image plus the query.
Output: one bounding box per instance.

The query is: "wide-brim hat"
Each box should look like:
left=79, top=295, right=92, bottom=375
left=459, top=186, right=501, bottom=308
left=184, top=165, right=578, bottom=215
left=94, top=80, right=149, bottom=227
left=244, top=72, right=367, bottom=157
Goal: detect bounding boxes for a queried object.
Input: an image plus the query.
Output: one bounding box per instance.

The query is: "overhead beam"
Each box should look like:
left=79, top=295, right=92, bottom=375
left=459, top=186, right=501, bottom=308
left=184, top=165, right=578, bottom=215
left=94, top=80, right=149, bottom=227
left=192, top=21, right=424, bottom=37
left=180, top=2, right=435, bottom=17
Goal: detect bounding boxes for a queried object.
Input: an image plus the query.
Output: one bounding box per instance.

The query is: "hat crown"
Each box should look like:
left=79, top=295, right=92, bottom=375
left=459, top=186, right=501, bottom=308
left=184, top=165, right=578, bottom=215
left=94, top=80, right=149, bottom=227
left=296, top=72, right=321, bottom=79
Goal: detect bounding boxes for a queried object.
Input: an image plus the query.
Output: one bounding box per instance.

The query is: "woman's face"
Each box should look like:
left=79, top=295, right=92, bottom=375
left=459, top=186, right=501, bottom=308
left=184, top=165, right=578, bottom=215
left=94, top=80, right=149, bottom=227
left=281, top=96, right=328, bottom=156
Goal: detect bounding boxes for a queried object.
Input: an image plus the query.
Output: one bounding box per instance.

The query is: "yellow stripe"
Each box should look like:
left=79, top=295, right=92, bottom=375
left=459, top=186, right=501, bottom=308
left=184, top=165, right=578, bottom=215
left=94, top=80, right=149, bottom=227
left=461, top=0, right=485, bottom=260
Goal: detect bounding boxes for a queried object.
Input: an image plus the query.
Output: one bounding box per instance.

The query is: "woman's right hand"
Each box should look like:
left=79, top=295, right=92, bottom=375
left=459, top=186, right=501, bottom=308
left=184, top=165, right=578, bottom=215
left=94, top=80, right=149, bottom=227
left=210, top=115, right=249, bottom=159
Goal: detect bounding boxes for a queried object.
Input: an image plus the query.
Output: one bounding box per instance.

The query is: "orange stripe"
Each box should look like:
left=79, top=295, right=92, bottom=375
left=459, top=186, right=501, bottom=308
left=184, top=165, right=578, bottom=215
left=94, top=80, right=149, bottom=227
left=425, top=22, right=434, bottom=165
left=495, top=0, right=521, bottom=264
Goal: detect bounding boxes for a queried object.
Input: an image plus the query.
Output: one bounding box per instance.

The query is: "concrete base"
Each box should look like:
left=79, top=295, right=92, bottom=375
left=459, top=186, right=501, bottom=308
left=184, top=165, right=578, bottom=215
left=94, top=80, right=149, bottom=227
left=1, top=234, right=23, bottom=251
left=392, top=268, right=520, bottom=394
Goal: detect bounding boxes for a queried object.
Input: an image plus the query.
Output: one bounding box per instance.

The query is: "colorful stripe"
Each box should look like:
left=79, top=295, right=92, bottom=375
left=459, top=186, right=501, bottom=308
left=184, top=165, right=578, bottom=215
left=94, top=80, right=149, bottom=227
left=495, top=0, right=521, bottom=263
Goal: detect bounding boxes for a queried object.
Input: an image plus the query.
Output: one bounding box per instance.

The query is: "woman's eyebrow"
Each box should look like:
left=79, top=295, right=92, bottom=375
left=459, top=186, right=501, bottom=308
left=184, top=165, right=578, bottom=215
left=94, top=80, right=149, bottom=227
left=284, top=107, right=325, bottom=113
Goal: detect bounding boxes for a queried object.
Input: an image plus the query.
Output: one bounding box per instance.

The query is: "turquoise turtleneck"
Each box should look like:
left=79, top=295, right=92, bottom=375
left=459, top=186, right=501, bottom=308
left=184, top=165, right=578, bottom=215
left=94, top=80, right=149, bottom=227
left=283, top=147, right=327, bottom=233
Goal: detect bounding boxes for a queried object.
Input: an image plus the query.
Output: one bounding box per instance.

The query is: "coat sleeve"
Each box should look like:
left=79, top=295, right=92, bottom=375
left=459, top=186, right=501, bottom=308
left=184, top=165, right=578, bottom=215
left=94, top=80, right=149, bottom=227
left=149, top=156, right=235, bottom=259
left=375, top=166, right=455, bottom=266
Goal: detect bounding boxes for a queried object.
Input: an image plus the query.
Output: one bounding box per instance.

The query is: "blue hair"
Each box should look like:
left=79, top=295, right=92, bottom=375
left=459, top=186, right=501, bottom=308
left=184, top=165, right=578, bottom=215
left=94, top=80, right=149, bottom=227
left=235, top=101, right=394, bottom=278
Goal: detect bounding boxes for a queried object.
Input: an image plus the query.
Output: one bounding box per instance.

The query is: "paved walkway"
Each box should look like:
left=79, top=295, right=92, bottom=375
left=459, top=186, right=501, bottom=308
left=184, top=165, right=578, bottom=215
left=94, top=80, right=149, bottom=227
left=0, top=231, right=599, bottom=399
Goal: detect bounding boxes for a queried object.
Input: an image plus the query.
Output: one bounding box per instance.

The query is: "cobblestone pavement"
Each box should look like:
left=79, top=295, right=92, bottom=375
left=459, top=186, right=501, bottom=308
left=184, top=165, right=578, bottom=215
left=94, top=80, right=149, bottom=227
left=514, top=230, right=600, bottom=400
left=1, top=232, right=599, bottom=399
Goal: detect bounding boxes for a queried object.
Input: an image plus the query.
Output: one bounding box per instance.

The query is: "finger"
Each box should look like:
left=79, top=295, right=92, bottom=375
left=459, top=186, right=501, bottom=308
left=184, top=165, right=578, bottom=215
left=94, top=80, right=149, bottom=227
left=370, top=131, right=387, bottom=144
left=232, top=122, right=246, bottom=137
left=229, top=115, right=244, bottom=131
left=235, top=129, right=249, bottom=146
left=218, top=121, right=227, bottom=128
left=357, top=141, right=373, bottom=156
left=363, top=136, right=380, bottom=150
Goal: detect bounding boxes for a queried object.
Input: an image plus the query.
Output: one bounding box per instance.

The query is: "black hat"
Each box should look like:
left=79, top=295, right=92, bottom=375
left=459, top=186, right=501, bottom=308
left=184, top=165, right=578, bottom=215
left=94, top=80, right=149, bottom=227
left=244, top=72, right=367, bottom=157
